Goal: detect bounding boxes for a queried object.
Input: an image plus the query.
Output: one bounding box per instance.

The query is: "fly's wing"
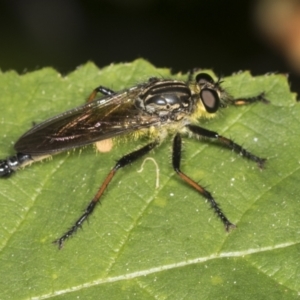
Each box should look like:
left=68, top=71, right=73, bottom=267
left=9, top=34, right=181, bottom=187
left=14, top=85, right=161, bottom=155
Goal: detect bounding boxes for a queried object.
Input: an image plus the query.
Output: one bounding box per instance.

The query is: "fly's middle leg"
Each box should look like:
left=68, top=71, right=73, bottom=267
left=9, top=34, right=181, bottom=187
left=172, top=133, right=236, bottom=231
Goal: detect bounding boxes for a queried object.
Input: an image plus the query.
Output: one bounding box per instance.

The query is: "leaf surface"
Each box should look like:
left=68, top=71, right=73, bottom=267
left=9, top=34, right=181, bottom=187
left=0, top=60, right=299, bottom=299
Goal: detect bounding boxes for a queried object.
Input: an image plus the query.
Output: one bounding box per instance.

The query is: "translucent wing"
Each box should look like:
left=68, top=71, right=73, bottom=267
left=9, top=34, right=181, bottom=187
left=15, top=84, right=161, bottom=155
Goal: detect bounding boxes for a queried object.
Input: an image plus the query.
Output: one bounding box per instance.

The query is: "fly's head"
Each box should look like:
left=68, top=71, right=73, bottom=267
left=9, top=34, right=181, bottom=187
left=190, top=73, right=231, bottom=119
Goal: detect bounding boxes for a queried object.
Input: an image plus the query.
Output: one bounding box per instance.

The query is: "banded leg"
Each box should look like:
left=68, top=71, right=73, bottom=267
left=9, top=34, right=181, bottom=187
left=232, top=93, right=269, bottom=105
left=87, top=86, right=116, bottom=102
left=53, top=141, right=158, bottom=249
left=172, top=133, right=235, bottom=231
left=187, top=124, right=266, bottom=168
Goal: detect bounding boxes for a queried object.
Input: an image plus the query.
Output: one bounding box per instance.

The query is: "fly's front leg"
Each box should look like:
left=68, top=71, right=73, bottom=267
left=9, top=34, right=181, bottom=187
left=189, top=69, right=270, bottom=105
left=53, top=140, right=158, bottom=249
left=232, top=93, right=269, bottom=105
left=187, top=124, right=266, bottom=168
left=172, top=133, right=235, bottom=231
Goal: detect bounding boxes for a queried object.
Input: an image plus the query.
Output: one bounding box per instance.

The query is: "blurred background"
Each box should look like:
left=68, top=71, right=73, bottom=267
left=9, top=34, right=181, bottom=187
left=1, top=0, right=300, bottom=94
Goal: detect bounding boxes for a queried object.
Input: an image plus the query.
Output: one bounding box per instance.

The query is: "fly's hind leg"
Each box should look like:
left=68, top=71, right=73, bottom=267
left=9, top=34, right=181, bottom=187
left=86, top=84, right=118, bottom=151
left=87, top=86, right=116, bottom=102
left=53, top=140, right=158, bottom=249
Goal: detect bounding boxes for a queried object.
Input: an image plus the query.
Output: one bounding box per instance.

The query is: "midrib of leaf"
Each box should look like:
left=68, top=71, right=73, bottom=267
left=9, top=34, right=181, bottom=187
left=30, top=241, right=296, bottom=300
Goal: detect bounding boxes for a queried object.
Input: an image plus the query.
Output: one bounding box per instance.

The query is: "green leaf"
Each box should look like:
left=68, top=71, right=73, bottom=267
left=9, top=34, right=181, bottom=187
left=0, top=59, right=299, bottom=299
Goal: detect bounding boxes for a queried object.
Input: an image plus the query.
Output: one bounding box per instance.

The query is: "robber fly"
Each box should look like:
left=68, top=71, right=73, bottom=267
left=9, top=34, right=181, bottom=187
left=0, top=71, right=268, bottom=248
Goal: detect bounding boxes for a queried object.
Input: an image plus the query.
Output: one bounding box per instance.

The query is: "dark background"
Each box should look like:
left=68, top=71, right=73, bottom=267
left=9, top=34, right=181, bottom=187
left=0, top=0, right=299, bottom=94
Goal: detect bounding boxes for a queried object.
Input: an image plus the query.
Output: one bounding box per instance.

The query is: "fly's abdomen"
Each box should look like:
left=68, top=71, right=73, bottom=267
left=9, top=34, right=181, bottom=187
left=0, top=153, right=32, bottom=177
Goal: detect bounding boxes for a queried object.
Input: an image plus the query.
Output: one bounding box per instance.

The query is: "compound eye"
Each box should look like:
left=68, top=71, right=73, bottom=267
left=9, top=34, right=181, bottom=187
left=200, top=88, right=220, bottom=113
left=195, top=73, right=214, bottom=85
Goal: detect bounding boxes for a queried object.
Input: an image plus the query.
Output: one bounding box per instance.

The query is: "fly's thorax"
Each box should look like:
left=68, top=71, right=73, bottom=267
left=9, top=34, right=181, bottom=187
left=135, top=79, right=193, bottom=121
